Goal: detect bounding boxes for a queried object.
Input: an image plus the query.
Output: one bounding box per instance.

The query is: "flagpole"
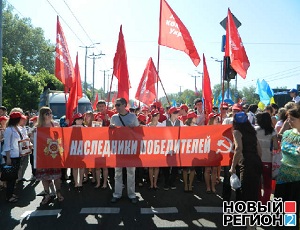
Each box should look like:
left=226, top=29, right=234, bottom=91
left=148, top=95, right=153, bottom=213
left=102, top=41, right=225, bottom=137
left=106, top=73, right=114, bottom=110
left=156, top=44, right=160, bottom=102
left=156, top=44, right=171, bottom=106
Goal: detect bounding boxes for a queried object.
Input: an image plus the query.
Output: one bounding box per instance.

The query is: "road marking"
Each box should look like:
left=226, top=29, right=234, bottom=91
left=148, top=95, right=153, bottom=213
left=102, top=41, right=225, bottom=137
left=141, top=207, right=178, bottom=214
left=80, top=207, right=120, bottom=214
left=194, top=206, right=223, bottom=213
left=21, top=209, right=62, bottom=218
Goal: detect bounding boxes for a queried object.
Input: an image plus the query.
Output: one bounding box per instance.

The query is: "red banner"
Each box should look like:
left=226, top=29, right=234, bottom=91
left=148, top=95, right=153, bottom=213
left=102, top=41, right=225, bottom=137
left=35, top=125, right=233, bottom=168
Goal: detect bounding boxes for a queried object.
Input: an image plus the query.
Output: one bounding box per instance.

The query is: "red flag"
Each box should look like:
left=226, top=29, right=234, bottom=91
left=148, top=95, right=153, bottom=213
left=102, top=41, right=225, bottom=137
left=202, top=54, right=213, bottom=117
left=66, top=53, right=83, bottom=125
left=55, top=16, right=74, bottom=93
left=113, top=25, right=130, bottom=102
left=93, top=93, right=99, bottom=111
left=135, top=57, right=159, bottom=106
left=225, top=8, right=250, bottom=79
left=158, top=0, right=200, bottom=66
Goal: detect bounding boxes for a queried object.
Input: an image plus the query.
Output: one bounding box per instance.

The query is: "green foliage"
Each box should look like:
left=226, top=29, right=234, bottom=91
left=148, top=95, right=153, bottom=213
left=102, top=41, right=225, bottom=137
left=3, top=62, right=41, bottom=111
left=240, top=86, right=260, bottom=105
left=159, top=82, right=260, bottom=109
left=2, top=4, right=55, bottom=74
left=159, top=89, right=201, bottom=108
left=34, top=69, right=64, bottom=91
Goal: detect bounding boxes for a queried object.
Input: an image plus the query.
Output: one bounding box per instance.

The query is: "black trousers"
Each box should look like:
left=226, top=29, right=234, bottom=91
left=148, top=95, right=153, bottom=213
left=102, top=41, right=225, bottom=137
left=29, top=150, right=36, bottom=176
left=162, top=167, right=178, bottom=187
left=3, top=157, right=21, bottom=199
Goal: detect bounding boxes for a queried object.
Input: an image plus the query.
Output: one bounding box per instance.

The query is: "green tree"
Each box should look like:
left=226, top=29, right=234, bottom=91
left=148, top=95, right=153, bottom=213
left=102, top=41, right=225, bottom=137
left=3, top=61, right=41, bottom=111
left=35, top=68, right=64, bottom=91
left=240, top=86, right=260, bottom=105
left=3, top=2, right=55, bottom=74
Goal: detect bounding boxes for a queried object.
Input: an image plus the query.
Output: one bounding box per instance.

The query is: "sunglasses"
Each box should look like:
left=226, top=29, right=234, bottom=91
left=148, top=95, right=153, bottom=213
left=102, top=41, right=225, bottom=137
left=115, top=104, right=122, bottom=107
left=45, top=112, right=52, bottom=116
left=222, top=108, right=228, bottom=110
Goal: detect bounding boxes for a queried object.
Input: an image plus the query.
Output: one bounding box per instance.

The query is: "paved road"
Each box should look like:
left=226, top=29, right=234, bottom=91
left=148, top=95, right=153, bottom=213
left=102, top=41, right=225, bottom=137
left=0, top=168, right=275, bottom=230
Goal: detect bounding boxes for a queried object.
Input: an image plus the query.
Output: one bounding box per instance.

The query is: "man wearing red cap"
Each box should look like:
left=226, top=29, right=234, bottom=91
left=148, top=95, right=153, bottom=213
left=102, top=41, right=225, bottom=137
left=141, top=106, right=151, bottom=124
left=179, top=104, right=189, bottom=123
left=222, top=103, right=242, bottom=125
left=158, top=106, right=183, bottom=190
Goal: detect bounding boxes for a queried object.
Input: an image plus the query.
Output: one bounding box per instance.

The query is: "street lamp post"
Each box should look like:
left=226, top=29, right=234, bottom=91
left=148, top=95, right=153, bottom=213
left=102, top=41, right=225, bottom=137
left=88, top=52, right=105, bottom=100
left=192, top=72, right=202, bottom=95
left=79, top=42, right=100, bottom=93
left=100, top=68, right=113, bottom=99
left=211, top=57, right=223, bottom=86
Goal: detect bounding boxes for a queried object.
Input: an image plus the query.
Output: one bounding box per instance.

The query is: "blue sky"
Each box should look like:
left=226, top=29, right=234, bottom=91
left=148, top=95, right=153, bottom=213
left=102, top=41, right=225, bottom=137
left=7, top=0, right=300, bottom=99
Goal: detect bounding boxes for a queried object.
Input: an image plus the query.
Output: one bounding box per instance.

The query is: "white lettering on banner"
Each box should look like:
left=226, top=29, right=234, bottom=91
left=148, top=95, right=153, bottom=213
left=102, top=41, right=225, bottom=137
left=147, top=140, right=153, bottom=154
left=160, top=140, right=166, bottom=155
left=169, top=28, right=182, bottom=37
left=70, top=139, right=214, bottom=157
left=84, top=141, right=90, bottom=155
left=154, top=140, right=160, bottom=154
left=165, top=14, right=182, bottom=38
left=103, top=141, right=110, bottom=156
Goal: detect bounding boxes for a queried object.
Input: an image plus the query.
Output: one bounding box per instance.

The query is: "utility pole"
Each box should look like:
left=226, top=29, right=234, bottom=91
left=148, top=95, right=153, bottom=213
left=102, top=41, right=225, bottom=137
left=211, top=57, right=223, bottom=86
left=100, top=68, right=112, bottom=99
left=88, top=52, right=105, bottom=100
left=79, top=42, right=100, bottom=93
left=192, top=72, right=202, bottom=95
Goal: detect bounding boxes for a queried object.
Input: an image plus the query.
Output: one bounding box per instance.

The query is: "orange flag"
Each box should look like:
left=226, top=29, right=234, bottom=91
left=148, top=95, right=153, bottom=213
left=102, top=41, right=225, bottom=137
left=225, top=8, right=250, bottom=79
left=158, top=0, right=200, bottom=66
left=135, top=57, right=159, bottom=106
left=202, top=54, right=213, bottom=118
left=66, top=53, right=82, bottom=125
left=113, top=25, right=130, bottom=102
left=93, top=93, right=99, bottom=111
left=55, top=16, right=74, bottom=92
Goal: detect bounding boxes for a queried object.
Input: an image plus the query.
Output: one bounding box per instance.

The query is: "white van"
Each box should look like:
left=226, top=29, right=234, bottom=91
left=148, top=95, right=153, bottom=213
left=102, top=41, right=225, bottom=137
left=39, top=89, right=92, bottom=121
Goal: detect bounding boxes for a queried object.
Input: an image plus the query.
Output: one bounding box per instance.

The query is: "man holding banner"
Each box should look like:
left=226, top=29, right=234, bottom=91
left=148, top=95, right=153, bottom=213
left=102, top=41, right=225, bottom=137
left=110, top=98, right=139, bottom=204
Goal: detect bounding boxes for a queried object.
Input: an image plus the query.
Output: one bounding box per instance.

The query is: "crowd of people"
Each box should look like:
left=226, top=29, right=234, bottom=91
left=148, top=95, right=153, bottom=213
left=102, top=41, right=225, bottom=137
left=0, top=88, right=300, bottom=228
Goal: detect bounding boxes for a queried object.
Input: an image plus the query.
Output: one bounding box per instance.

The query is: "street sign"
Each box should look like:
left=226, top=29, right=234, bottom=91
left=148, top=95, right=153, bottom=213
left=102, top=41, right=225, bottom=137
left=220, top=13, right=242, bottom=30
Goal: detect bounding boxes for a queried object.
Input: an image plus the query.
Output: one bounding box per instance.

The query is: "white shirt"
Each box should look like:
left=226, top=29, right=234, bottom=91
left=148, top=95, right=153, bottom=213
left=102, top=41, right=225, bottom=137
left=2, top=126, right=22, bottom=158
left=158, top=119, right=184, bottom=127
left=293, top=95, right=300, bottom=103
left=222, top=117, right=233, bottom=125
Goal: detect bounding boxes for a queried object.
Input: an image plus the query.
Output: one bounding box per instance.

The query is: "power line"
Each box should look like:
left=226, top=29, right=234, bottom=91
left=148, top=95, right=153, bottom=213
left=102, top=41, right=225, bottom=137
left=46, top=0, right=85, bottom=46
left=63, top=0, right=94, bottom=45
left=267, top=72, right=300, bottom=82
left=6, top=0, right=25, bottom=18
left=243, top=66, right=300, bottom=84
left=260, top=66, right=300, bottom=79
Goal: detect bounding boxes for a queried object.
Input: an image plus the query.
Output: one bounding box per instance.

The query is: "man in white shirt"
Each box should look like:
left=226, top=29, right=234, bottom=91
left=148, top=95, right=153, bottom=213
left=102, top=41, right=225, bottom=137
left=193, top=98, right=205, bottom=126
left=110, top=98, right=139, bottom=204
left=289, top=88, right=300, bottom=103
